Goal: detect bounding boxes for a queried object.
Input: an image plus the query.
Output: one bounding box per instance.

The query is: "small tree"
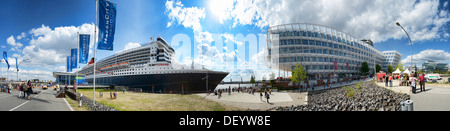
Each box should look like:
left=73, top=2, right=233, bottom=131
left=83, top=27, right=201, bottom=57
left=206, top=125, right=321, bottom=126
left=250, top=75, right=255, bottom=86
left=291, top=63, right=307, bottom=90
left=396, top=61, right=404, bottom=72
left=360, top=62, right=369, bottom=75
left=376, top=64, right=382, bottom=73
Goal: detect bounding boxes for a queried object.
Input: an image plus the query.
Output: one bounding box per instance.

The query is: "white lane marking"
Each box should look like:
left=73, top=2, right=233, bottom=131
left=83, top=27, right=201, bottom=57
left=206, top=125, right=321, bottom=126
left=9, top=100, right=29, bottom=111
left=63, top=98, right=74, bottom=111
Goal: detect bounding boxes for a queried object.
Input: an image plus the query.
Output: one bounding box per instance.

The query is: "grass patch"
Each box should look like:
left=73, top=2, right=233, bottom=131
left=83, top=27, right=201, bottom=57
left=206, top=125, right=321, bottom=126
left=344, top=82, right=363, bottom=98
left=76, top=89, right=238, bottom=111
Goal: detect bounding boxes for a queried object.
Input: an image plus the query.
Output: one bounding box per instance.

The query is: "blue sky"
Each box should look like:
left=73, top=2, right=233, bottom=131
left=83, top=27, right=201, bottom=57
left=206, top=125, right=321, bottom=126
left=1, top=0, right=449, bottom=81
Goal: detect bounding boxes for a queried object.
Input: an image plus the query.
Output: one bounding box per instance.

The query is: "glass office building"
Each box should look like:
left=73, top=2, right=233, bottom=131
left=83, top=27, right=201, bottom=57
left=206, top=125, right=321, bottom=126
left=382, top=50, right=402, bottom=72
left=422, top=60, right=448, bottom=73
left=265, top=23, right=386, bottom=79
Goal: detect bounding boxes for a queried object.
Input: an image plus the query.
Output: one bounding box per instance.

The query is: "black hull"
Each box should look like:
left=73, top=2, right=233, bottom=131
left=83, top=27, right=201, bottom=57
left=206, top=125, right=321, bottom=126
left=85, top=72, right=228, bottom=93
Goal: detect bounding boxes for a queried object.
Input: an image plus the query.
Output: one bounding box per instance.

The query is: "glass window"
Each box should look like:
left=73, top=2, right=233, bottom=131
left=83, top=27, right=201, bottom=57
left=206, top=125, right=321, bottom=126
left=316, top=41, right=321, bottom=46
left=311, top=57, right=316, bottom=62
left=307, top=31, right=312, bottom=37
left=317, top=49, right=322, bottom=54
left=302, top=31, right=307, bottom=36
left=302, top=39, right=308, bottom=45
left=310, top=49, right=316, bottom=53
left=309, top=40, right=315, bottom=45
left=314, top=32, right=319, bottom=38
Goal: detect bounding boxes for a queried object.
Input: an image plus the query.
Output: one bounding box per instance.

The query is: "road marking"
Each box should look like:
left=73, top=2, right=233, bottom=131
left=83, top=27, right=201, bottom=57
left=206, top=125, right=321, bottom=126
left=9, top=100, right=29, bottom=111
left=63, top=98, right=74, bottom=111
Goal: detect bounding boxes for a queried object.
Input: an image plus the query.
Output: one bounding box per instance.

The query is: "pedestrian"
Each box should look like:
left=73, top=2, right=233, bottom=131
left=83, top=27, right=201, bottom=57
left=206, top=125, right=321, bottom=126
left=389, top=74, right=393, bottom=87
left=21, top=83, right=26, bottom=98
left=26, top=80, right=32, bottom=100
left=18, top=83, right=23, bottom=98
left=123, top=88, right=126, bottom=93
left=385, top=74, right=389, bottom=87
left=260, top=91, right=263, bottom=101
left=99, top=91, right=103, bottom=98
left=410, top=74, right=417, bottom=94
left=110, top=92, right=112, bottom=99
left=113, top=92, right=117, bottom=99
left=265, top=91, right=270, bottom=103
left=419, top=73, right=425, bottom=92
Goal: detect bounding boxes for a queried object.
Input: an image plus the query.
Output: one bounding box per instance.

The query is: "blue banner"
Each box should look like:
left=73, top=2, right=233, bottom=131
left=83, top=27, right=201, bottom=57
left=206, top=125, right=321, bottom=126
left=71, top=48, right=77, bottom=69
left=3, top=51, right=9, bottom=69
left=79, top=34, right=90, bottom=63
left=15, top=57, right=18, bottom=72
left=67, top=56, right=71, bottom=72
left=97, top=0, right=116, bottom=51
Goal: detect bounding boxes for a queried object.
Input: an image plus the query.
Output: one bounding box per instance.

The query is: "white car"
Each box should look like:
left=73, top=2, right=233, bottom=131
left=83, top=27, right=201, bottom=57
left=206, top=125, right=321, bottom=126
left=425, top=74, right=441, bottom=80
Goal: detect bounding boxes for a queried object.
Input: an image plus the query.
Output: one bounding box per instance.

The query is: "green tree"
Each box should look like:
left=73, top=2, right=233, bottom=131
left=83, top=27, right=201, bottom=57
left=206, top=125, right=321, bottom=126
left=291, top=63, right=307, bottom=89
left=250, top=75, right=255, bottom=84
left=387, top=64, right=393, bottom=73
left=396, top=61, right=404, bottom=72
left=376, top=64, right=382, bottom=73
left=360, top=62, right=369, bottom=75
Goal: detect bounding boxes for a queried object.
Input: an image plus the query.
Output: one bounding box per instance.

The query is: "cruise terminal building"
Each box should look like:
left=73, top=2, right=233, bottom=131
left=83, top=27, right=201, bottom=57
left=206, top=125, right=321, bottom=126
left=265, top=23, right=397, bottom=81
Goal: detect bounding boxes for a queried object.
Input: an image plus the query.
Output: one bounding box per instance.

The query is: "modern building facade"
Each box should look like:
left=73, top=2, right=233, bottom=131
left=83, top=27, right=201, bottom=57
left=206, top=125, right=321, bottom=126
left=265, top=23, right=389, bottom=79
left=422, top=60, right=448, bottom=73
left=382, top=50, right=402, bottom=72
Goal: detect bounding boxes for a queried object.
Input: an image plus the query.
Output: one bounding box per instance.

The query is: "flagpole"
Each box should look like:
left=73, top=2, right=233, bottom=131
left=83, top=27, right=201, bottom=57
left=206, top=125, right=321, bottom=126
left=76, top=32, right=79, bottom=93
left=93, top=0, right=98, bottom=105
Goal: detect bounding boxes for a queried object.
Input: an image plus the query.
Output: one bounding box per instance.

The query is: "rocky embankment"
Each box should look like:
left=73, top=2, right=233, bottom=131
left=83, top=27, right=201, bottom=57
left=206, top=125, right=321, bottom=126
left=268, top=81, right=410, bottom=111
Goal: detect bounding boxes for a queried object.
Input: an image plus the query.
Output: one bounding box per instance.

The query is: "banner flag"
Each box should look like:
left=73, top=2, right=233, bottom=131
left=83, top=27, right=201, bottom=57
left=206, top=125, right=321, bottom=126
left=67, top=56, right=72, bottom=72
left=71, top=48, right=77, bottom=69
left=3, top=51, right=9, bottom=69
left=97, top=0, right=117, bottom=51
left=79, top=34, right=90, bottom=63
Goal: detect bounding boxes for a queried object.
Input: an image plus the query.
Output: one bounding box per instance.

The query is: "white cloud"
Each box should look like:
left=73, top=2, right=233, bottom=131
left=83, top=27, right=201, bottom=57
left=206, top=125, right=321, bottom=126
left=401, top=49, right=450, bottom=67
left=21, top=23, right=96, bottom=67
left=123, top=42, right=142, bottom=51
left=165, top=0, right=206, bottom=32
left=6, top=35, right=23, bottom=51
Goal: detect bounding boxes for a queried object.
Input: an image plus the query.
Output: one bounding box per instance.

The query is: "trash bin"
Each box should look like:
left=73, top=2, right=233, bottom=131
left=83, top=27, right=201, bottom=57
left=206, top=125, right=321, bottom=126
left=401, top=100, right=413, bottom=111
left=401, top=101, right=407, bottom=111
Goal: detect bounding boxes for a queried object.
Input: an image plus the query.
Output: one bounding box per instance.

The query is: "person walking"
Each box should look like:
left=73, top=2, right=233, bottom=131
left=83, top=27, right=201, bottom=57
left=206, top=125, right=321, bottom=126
left=265, top=91, right=270, bottom=103
left=389, top=74, right=393, bottom=87
left=385, top=74, right=389, bottom=87
left=26, top=80, right=32, bottom=100
left=260, top=91, right=263, bottom=101
left=17, top=83, right=23, bottom=98
left=419, top=73, right=425, bottom=92
left=410, top=74, right=417, bottom=94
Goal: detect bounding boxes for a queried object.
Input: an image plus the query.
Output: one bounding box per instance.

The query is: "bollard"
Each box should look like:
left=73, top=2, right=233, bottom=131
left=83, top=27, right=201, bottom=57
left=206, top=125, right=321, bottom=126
left=405, top=100, right=413, bottom=111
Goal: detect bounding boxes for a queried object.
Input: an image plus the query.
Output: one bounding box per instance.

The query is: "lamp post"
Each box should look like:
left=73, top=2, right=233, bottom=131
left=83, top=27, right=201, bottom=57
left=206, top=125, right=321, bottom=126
left=395, top=22, right=414, bottom=73
left=17, top=59, right=30, bottom=83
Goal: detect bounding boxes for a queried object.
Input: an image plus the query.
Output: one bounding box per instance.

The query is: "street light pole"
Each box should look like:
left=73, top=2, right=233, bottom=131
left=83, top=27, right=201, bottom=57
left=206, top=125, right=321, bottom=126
left=17, top=59, right=30, bottom=83
left=396, top=22, right=414, bottom=73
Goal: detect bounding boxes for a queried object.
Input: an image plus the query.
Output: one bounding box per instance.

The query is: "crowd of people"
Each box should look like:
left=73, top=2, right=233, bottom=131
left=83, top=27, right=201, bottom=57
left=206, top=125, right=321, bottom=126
left=210, top=86, right=272, bottom=103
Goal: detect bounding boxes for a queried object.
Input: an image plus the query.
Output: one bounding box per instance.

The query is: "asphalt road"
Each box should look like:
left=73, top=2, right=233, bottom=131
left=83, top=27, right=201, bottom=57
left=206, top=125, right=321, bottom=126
left=0, top=88, right=73, bottom=111
left=411, top=86, right=450, bottom=111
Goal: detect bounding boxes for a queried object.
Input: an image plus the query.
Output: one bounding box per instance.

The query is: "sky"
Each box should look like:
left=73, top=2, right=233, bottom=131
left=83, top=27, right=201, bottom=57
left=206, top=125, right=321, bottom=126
left=0, top=0, right=449, bottom=82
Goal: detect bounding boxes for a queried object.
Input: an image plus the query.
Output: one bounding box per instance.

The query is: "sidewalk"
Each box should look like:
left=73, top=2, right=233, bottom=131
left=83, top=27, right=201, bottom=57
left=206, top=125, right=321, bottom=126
left=375, top=80, right=411, bottom=95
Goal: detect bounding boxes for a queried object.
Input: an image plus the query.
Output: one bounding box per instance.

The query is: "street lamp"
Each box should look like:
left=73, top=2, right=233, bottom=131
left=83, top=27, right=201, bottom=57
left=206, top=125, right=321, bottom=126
left=395, top=22, right=414, bottom=73
left=17, top=59, right=30, bottom=82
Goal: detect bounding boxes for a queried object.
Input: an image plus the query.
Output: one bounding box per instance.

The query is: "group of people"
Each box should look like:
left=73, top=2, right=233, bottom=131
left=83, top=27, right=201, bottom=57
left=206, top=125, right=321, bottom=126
left=98, top=91, right=118, bottom=99
left=212, top=86, right=272, bottom=103
left=383, top=73, right=426, bottom=94
left=17, top=80, right=33, bottom=100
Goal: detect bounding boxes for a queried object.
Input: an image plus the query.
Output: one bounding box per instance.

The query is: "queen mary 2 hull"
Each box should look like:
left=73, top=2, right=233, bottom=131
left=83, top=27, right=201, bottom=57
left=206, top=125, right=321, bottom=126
left=85, top=70, right=228, bottom=93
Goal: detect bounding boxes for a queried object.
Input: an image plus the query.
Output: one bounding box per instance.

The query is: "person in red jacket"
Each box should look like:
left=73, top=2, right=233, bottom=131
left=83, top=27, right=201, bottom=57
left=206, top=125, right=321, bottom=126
left=419, top=73, right=425, bottom=92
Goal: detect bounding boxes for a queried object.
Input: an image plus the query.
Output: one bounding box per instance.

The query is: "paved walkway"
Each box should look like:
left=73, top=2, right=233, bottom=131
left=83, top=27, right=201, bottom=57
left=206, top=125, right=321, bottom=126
left=376, top=80, right=450, bottom=111
left=198, top=92, right=307, bottom=110
left=0, top=88, right=72, bottom=111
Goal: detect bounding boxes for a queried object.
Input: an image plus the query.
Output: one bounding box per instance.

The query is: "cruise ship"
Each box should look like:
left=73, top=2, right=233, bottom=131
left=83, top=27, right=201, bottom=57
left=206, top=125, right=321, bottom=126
left=68, top=37, right=228, bottom=93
